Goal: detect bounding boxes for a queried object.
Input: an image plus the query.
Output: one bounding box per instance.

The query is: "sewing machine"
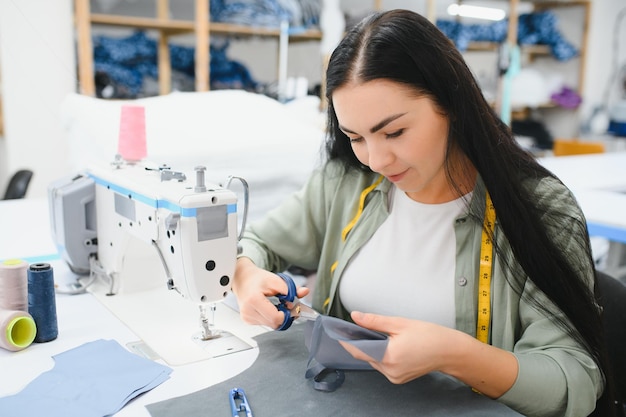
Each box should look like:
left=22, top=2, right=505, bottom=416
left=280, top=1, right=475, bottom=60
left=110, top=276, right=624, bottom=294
left=48, top=157, right=251, bottom=349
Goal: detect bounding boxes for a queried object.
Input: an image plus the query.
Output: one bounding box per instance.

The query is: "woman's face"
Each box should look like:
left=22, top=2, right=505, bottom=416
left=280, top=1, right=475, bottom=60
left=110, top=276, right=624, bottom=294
left=333, top=79, right=466, bottom=203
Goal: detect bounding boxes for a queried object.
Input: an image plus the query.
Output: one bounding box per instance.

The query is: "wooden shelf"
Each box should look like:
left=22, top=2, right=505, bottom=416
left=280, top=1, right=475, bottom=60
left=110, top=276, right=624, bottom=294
left=466, top=41, right=551, bottom=55
left=89, top=13, right=194, bottom=34
left=530, top=0, right=590, bottom=6
left=89, top=13, right=322, bottom=40
left=74, top=0, right=589, bottom=113
left=491, top=0, right=590, bottom=121
left=532, top=0, right=590, bottom=95
left=74, top=0, right=322, bottom=97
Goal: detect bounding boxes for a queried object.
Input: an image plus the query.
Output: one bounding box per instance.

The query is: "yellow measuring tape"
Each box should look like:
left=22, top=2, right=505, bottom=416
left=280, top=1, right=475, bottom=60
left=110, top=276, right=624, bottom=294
left=476, top=191, right=496, bottom=344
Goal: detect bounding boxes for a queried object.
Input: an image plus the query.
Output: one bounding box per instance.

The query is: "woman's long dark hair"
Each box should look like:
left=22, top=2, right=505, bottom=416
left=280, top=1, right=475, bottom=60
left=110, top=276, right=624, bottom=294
left=324, top=9, right=618, bottom=416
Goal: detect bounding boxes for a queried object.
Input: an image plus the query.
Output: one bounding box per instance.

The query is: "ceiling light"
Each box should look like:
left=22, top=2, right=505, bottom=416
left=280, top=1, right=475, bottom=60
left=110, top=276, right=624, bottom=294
left=447, top=4, right=506, bottom=21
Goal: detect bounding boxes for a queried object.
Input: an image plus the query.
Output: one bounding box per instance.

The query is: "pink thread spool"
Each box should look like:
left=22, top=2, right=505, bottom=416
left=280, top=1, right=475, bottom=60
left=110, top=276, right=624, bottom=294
left=0, top=259, right=29, bottom=311
left=0, top=259, right=36, bottom=351
left=118, top=105, right=147, bottom=162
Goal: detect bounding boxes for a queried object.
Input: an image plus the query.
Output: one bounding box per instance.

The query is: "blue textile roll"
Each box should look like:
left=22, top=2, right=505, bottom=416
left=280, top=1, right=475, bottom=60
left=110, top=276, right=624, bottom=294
left=28, top=263, right=58, bottom=343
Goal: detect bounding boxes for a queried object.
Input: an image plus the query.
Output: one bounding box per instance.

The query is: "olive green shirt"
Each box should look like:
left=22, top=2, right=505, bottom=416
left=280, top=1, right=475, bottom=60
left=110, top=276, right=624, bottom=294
left=240, top=160, right=603, bottom=417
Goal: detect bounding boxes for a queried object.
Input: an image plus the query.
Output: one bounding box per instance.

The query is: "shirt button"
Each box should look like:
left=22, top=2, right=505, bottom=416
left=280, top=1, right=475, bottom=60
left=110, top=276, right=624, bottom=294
left=458, top=277, right=468, bottom=286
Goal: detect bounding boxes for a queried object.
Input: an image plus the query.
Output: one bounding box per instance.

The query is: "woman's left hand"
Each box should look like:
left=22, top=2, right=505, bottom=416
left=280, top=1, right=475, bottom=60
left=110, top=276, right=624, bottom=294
left=339, top=311, right=464, bottom=384
left=339, top=311, right=518, bottom=398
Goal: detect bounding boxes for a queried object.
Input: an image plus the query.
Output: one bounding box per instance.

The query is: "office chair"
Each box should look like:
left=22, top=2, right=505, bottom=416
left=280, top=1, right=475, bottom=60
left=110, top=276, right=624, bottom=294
left=2, top=169, right=33, bottom=200
left=596, top=270, right=626, bottom=411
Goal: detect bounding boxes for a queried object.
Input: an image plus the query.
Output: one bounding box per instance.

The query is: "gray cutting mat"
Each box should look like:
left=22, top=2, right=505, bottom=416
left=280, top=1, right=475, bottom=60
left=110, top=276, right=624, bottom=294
left=146, top=323, right=522, bottom=417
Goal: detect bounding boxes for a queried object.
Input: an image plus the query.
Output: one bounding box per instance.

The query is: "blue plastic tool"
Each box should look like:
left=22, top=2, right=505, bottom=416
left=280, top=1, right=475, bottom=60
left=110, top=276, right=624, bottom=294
left=229, top=387, right=253, bottom=417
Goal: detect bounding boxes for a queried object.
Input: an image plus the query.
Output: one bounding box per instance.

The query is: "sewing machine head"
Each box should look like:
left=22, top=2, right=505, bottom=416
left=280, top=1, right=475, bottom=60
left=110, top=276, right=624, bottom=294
left=49, top=159, right=241, bottom=305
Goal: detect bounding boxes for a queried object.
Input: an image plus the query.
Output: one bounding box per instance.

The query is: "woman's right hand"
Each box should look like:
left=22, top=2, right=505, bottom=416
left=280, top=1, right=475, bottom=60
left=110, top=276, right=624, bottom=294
left=232, top=257, right=310, bottom=329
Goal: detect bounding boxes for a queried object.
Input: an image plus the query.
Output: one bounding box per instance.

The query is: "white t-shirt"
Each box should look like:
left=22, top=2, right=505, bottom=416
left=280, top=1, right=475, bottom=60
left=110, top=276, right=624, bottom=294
left=339, top=186, right=469, bottom=328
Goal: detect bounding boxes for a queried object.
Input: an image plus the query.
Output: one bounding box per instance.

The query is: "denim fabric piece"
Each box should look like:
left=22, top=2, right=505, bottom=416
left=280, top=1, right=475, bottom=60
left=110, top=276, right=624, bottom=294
left=210, top=0, right=320, bottom=28
left=436, top=19, right=508, bottom=51
left=518, top=12, right=578, bottom=60
left=0, top=339, right=172, bottom=417
left=93, top=31, right=157, bottom=95
left=437, top=11, right=578, bottom=61
left=92, top=1, right=322, bottom=97
left=93, top=32, right=259, bottom=97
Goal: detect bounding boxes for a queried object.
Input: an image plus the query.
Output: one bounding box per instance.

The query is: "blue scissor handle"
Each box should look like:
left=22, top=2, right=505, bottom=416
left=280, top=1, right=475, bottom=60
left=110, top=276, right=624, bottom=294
left=275, top=272, right=297, bottom=331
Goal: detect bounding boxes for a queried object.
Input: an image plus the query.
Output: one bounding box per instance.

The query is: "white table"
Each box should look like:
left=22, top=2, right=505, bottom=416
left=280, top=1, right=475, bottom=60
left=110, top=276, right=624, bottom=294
left=4, top=152, right=624, bottom=416
left=538, top=152, right=626, bottom=277
left=538, top=152, right=626, bottom=195
left=0, top=198, right=265, bottom=417
left=0, top=195, right=526, bottom=417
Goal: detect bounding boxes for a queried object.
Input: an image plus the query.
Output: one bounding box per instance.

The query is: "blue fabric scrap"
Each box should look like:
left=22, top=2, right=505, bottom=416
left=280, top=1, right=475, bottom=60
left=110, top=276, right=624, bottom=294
left=0, top=339, right=172, bottom=417
left=93, top=31, right=259, bottom=97
left=436, top=19, right=508, bottom=51
left=92, top=1, right=322, bottom=97
left=210, top=0, right=320, bottom=29
left=437, top=11, right=578, bottom=61
left=517, top=12, right=578, bottom=61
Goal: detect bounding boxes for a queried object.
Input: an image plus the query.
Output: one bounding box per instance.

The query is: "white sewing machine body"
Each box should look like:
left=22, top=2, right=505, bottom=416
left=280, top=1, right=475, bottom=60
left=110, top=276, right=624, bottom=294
left=50, top=161, right=239, bottom=305
left=93, top=162, right=238, bottom=304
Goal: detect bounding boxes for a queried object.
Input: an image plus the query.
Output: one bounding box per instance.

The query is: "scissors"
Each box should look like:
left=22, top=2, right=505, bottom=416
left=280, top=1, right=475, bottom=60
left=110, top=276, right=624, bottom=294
left=274, top=272, right=320, bottom=331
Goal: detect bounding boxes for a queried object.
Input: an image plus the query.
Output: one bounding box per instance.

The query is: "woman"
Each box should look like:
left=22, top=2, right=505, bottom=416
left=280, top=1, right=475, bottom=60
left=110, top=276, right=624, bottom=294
left=233, top=9, right=616, bottom=417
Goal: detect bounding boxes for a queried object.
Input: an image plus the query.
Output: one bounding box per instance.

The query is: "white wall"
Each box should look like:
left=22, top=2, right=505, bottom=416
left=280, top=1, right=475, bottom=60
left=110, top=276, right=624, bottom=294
left=0, top=0, right=76, bottom=198
left=0, top=0, right=624, bottom=199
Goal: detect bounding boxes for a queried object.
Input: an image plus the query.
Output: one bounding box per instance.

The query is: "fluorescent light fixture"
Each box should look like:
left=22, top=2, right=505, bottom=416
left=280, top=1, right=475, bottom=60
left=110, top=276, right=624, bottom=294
left=447, top=4, right=506, bottom=21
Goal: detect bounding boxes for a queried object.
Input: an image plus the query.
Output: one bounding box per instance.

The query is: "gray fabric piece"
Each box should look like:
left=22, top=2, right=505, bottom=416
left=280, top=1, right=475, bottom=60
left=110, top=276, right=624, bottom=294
left=146, top=323, right=522, bottom=417
left=304, top=315, right=388, bottom=370
left=303, top=316, right=388, bottom=392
